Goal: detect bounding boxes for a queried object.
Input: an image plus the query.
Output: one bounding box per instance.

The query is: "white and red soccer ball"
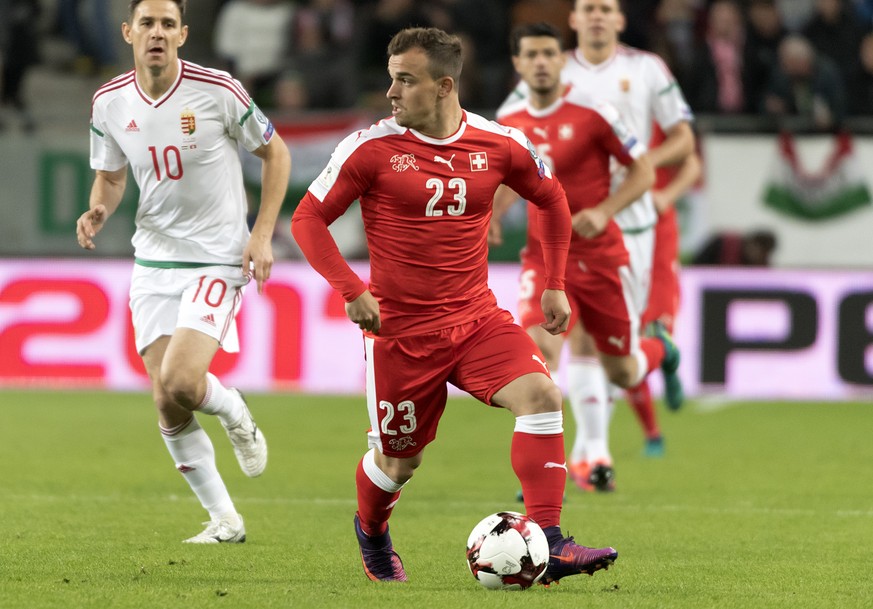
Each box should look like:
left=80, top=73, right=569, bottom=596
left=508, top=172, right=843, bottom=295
left=465, top=511, right=549, bottom=590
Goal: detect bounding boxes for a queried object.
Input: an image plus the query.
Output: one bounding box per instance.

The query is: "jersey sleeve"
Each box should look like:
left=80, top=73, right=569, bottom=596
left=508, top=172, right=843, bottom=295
left=592, top=101, right=647, bottom=166
left=89, top=100, right=127, bottom=172
left=225, top=77, right=276, bottom=151
left=645, top=54, right=694, bottom=132
left=290, top=133, right=373, bottom=302
left=501, top=126, right=570, bottom=290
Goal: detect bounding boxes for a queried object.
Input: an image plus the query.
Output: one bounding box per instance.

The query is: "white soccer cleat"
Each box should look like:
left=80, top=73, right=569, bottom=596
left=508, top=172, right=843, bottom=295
left=221, top=389, right=267, bottom=477
left=183, top=513, right=246, bottom=544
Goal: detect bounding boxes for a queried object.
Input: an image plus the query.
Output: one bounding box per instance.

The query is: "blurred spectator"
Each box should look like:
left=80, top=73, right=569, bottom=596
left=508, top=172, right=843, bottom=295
left=652, top=0, right=703, bottom=77
left=55, top=0, right=116, bottom=76
left=510, top=0, right=573, bottom=49
left=440, top=0, right=510, bottom=108
left=358, top=0, right=436, bottom=101
left=851, top=0, right=873, bottom=25
left=692, top=229, right=777, bottom=265
left=802, top=0, right=865, bottom=88
left=763, top=34, right=846, bottom=130
left=287, top=0, right=357, bottom=109
left=744, top=0, right=788, bottom=112
left=847, top=32, right=873, bottom=114
left=0, top=0, right=41, bottom=133
left=213, top=0, right=296, bottom=106
left=683, top=0, right=748, bottom=114
left=272, top=70, right=310, bottom=112
left=776, top=0, right=817, bottom=30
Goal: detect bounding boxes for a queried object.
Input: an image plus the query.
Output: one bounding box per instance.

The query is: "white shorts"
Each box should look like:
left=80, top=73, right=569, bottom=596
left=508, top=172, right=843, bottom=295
left=621, top=227, right=655, bottom=317
left=129, top=264, right=248, bottom=354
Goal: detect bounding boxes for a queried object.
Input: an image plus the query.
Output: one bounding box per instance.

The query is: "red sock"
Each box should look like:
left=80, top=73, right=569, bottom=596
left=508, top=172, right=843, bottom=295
left=512, top=432, right=565, bottom=529
left=355, top=458, right=400, bottom=537
left=639, top=336, right=665, bottom=373
left=626, top=379, right=660, bottom=438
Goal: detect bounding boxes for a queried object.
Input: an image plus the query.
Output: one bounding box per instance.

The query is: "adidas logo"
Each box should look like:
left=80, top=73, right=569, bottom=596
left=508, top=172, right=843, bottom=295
left=200, top=313, right=216, bottom=326
left=125, top=119, right=140, bottom=132
left=177, top=464, right=196, bottom=473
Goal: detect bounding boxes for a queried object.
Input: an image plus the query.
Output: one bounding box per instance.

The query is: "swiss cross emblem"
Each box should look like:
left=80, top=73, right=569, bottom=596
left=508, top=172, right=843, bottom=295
left=469, top=152, right=488, bottom=172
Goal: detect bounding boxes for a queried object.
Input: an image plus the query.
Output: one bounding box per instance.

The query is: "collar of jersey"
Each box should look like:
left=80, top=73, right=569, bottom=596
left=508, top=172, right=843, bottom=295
left=406, top=114, right=467, bottom=145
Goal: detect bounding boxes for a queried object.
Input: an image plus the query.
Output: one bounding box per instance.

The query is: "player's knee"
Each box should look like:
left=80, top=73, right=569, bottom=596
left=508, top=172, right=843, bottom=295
left=159, top=369, right=199, bottom=407
left=531, top=378, right=563, bottom=413
left=603, top=361, right=635, bottom=389
left=377, top=454, right=421, bottom=485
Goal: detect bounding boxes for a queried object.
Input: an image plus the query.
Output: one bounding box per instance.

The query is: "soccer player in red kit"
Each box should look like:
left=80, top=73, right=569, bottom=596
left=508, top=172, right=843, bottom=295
left=630, top=128, right=702, bottom=455
left=494, top=22, right=674, bottom=491
left=291, top=27, right=618, bottom=584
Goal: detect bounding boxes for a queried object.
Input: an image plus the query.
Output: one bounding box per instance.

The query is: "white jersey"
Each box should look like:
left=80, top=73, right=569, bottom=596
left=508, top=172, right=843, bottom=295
left=500, top=44, right=693, bottom=231
left=90, top=59, right=276, bottom=264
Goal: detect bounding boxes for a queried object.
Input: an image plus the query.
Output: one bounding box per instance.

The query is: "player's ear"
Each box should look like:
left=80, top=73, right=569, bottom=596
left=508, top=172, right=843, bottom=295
left=122, top=22, right=132, bottom=45
left=437, top=76, right=454, bottom=98
left=179, top=24, right=189, bottom=47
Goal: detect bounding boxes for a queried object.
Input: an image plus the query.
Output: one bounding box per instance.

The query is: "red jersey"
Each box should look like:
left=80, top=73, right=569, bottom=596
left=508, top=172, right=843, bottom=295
left=498, top=87, right=646, bottom=265
left=292, top=111, right=571, bottom=337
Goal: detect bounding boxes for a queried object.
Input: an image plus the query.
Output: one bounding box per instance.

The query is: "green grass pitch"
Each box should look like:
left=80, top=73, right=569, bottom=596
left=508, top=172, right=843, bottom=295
left=1, top=390, right=871, bottom=609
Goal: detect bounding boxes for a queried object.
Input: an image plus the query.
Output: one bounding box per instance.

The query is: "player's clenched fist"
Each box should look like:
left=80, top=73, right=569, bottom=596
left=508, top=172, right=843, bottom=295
left=76, top=204, right=108, bottom=250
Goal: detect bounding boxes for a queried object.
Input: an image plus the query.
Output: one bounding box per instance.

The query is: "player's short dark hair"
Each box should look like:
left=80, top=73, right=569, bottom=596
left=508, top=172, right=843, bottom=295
left=128, top=0, right=186, bottom=20
left=510, top=22, right=563, bottom=56
left=387, top=27, right=463, bottom=82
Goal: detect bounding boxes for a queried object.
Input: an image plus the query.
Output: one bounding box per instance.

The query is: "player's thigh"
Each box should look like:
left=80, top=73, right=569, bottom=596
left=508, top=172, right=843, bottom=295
left=177, top=266, right=248, bottom=353
left=568, top=262, right=639, bottom=357
left=526, top=324, right=564, bottom=372
left=161, top=327, right=221, bottom=386
left=622, top=229, right=655, bottom=315
left=364, top=333, right=454, bottom=458
left=451, top=309, right=555, bottom=408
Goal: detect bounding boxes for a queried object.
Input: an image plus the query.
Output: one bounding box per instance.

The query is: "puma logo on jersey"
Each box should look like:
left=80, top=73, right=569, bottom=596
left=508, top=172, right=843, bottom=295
left=532, top=127, right=548, bottom=139
left=391, top=153, right=420, bottom=173
left=532, top=354, right=549, bottom=372
left=433, top=154, right=455, bottom=171
left=608, top=335, right=626, bottom=350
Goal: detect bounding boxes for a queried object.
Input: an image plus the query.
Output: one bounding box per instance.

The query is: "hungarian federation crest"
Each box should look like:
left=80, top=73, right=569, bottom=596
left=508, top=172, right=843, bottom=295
left=180, top=109, right=196, bottom=136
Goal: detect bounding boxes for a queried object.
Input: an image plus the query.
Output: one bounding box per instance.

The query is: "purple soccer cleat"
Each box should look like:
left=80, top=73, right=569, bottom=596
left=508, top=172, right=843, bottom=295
left=354, top=514, right=408, bottom=582
left=540, top=530, right=618, bottom=585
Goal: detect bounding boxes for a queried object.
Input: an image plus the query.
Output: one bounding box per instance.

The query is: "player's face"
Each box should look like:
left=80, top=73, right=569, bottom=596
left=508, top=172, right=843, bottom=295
left=512, top=37, right=566, bottom=96
left=386, top=48, right=443, bottom=131
left=570, top=0, right=625, bottom=51
left=123, top=0, right=188, bottom=73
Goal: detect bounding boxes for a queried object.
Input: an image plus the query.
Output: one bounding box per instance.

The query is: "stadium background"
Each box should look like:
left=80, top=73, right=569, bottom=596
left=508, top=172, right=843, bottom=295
left=1, top=0, right=872, bottom=400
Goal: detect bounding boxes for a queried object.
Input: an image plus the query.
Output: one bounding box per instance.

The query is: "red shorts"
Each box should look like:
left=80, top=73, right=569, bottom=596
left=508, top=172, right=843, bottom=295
left=518, top=257, right=637, bottom=357
left=363, top=307, right=551, bottom=457
left=643, top=209, right=680, bottom=331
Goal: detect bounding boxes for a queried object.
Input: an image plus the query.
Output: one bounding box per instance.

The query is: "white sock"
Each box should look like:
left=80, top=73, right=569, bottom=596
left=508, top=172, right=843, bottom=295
left=161, top=416, right=236, bottom=520
left=567, top=357, right=611, bottom=465
left=196, top=372, right=244, bottom=427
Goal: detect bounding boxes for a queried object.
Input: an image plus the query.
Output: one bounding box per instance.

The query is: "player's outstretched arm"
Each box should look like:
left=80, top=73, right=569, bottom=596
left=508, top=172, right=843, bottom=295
left=540, top=288, right=570, bottom=335
left=245, top=134, right=292, bottom=293
left=76, top=167, right=127, bottom=250
left=647, top=121, right=695, bottom=169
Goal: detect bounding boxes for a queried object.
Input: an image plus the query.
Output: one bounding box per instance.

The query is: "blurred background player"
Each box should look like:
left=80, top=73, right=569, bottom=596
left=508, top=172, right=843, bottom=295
left=633, top=129, right=702, bottom=457
left=292, top=26, right=618, bottom=584
left=76, top=0, right=291, bottom=543
left=498, top=0, right=695, bottom=489
left=494, top=22, right=678, bottom=492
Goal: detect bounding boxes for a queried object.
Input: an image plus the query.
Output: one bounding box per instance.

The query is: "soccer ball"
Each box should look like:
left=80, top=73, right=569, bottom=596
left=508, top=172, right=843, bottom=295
left=465, top=511, right=549, bottom=590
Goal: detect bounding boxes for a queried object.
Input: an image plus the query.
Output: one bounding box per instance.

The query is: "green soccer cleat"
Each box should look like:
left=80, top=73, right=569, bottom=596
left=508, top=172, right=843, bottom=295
left=650, top=321, right=684, bottom=411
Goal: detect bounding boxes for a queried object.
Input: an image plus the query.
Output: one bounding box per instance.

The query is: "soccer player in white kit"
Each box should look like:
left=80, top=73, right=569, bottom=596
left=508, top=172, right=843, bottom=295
left=498, top=0, right=694, bottom=489
left=75, top=0, right=291, bottom=543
